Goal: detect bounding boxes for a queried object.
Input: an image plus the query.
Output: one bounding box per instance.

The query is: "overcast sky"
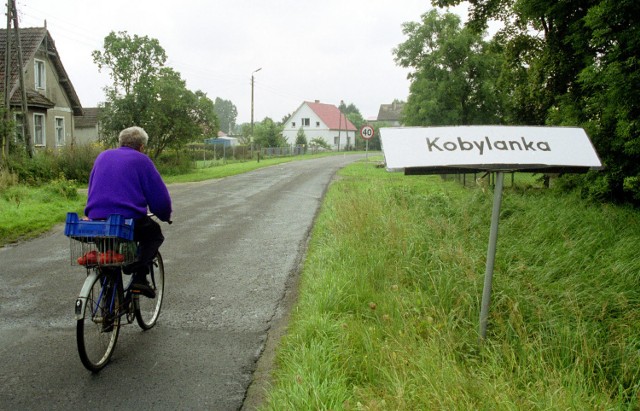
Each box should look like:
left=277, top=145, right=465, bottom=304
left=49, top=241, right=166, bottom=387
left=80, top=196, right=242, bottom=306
left=18, top=0, right=468, bottom=123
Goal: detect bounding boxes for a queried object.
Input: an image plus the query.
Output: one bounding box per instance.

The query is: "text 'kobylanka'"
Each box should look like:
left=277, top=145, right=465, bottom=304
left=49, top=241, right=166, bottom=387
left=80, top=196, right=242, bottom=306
left=426, top=136, right=551, bottom=155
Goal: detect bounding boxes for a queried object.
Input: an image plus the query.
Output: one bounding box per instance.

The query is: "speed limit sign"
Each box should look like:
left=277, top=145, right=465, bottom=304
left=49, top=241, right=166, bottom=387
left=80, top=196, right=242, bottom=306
left=360, top=125, right=374, bottom=140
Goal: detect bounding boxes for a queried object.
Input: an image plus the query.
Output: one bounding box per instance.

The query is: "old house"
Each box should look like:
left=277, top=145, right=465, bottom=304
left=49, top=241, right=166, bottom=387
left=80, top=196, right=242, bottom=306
left=282, top=100, right=356, bottom=150
left=376, top=101, right=405, bottom=126
left=0, top=27, right=83, bottom=149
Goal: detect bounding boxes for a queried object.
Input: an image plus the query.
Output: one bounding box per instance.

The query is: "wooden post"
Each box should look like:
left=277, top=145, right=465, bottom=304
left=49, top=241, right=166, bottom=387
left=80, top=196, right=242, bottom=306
left=11, top=0, right=32, bottom=157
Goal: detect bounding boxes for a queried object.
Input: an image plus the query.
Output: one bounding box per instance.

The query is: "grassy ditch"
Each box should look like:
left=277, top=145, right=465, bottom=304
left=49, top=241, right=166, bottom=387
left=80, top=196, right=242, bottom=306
left=262, top=161, right=640, bottom=409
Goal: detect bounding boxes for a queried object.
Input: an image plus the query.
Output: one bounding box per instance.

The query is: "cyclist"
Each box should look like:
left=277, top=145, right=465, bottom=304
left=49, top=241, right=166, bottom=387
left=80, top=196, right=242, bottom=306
left=85, top=126, right=172, bottom=298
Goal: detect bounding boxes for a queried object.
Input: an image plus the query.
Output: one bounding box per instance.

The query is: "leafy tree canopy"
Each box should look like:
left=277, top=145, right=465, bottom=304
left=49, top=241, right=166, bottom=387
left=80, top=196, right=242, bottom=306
left=394, top=9, right=503, bottom=126
left=253, top=117, right=285, bottom=147
left=213, top=98, right=238, bottom=134
left=94, top=32, right=217, bottom=159
left=92, top=31, right=167, bottom=96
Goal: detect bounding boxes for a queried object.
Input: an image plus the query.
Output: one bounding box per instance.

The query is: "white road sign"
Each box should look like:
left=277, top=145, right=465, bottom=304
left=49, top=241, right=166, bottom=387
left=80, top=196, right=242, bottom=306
left=360, top=125, right=374, bottom=140
left=380, top=126, right=603, bottom=173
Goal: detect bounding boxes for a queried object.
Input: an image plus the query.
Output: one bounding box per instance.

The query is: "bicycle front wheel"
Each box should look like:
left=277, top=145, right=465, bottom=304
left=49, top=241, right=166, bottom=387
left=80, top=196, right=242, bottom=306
left=134, top=252, right=165, bottom=330
left=77, top=273, right=120, bottom=372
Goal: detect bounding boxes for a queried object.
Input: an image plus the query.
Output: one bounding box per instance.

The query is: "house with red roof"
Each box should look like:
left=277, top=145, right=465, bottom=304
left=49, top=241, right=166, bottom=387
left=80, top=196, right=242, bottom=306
left=282, top=100, right=357, bottom=150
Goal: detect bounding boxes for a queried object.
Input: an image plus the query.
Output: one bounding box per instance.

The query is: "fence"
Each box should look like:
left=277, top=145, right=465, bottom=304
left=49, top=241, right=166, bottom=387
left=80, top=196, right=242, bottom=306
left=441, top=172, right=545, bottom=188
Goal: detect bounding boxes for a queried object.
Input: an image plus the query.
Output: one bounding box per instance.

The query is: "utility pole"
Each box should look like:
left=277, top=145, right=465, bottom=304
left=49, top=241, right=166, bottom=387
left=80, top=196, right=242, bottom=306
left=250, top=67, right=261, bottom=137
left=2, top=1, right=12, bottom=163
left=11, top=0, right=32, bottom=158
left=250, top=67, right=261, bottom=162
left=337, top=100, right=345, bottom=152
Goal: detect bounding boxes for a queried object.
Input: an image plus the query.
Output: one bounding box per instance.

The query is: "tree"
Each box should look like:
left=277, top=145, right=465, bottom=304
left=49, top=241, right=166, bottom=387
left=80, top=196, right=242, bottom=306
left=433, top=0, right=640, bottom=203
left=394, top=9, right=503, bottom=126
left=92, top=31, right=167, bottom=96
left=142, top=68, right=217, bottom=158
left=310, top=137, right=331, bottom=150
left=295, top=127, right=307, bottom=148
left=94, top=34, right=217, bottom=159
left=213, top=98, right=237, bottom=134
left=253, top=117, right=285, bottom=148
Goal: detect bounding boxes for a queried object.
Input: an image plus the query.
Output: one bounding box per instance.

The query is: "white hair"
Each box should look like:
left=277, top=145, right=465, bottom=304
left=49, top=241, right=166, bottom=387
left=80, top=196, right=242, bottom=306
left=118, top=126, right=149, bottom=149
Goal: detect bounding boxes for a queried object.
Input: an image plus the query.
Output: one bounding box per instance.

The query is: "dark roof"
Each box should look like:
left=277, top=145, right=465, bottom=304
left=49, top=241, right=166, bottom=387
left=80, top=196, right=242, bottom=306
left=377, top=102, right=405, bottom=122
left=0, top=27, right=83, bottom=115
left=74, top=107, right=99, bottom=128
left=306, top=101, right=357, bottom=131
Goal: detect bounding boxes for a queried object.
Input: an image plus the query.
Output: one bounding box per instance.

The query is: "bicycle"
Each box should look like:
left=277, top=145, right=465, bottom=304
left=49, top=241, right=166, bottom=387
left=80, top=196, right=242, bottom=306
left=64, top=213, right=166, bottom=372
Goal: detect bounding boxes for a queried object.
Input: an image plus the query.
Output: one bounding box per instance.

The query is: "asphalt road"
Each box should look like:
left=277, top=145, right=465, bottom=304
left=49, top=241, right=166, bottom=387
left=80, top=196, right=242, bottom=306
left=0, top=154, right=364, bottom=410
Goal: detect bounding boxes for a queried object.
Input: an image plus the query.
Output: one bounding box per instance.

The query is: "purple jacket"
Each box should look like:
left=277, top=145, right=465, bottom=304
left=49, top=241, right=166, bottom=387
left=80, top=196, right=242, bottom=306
left=85, top=147, right=172, bottom=222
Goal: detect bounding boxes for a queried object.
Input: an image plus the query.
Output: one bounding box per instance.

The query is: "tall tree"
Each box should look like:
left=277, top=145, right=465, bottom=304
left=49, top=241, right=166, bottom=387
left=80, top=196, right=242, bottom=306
left=434, top=0, right=640, bottom=203
left=92, top=31, right=167, bottom=96
left=94, top=34, right=217, bottom=159
left=213, top=97, right=237, bottom=134
left=394, top=9, right=503, bottom=126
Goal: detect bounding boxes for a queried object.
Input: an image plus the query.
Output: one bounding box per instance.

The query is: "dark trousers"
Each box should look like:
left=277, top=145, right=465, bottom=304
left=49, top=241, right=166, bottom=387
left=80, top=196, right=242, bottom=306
left=134, top=216, right=164, bottom=270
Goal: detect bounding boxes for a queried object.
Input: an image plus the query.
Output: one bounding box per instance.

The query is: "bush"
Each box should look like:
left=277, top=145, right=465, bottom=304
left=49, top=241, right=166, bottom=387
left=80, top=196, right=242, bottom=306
left=45, top=175, right=78, bottom=200
left=56, top=144, right=101, bottom=183
left=4, top=144, right=100, bottom=186
left=154, top=150, right=195, bottom=175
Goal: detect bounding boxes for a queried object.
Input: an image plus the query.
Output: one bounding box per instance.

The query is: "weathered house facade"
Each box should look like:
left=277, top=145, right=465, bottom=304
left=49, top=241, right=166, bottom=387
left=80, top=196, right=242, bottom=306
left=0, top=27, right=83, bottom=150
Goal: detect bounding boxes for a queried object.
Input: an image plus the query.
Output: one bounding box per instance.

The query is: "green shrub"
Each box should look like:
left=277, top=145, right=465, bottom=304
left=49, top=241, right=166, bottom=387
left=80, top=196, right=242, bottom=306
left=5, top=144, right=100, bottom=186
left=56, top=144, right=100, bottom=183
left=7, top=150, right=57, bottom=184
left=45, top=175, right=78, bottom=200
left=154, top=151, right=194, bottom=175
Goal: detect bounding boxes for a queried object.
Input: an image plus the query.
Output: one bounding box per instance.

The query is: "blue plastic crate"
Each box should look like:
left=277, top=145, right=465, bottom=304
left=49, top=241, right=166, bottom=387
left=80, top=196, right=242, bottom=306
left=64, top=212, right=135, bottom=241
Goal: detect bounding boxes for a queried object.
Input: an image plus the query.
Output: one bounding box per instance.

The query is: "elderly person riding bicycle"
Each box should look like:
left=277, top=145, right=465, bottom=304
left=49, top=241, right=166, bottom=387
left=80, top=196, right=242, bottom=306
left=84, top=126, right=172, bottom=298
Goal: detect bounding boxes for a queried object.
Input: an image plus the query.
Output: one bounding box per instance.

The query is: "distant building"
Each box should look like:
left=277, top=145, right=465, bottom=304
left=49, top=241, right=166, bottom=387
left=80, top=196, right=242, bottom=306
left=376, top=101, right=405, bottom=126
left=0, top=27, right=84, bottom=149
left=282, top=100, right=357, bottom=150
left=74, top=107, right=100, bottom=144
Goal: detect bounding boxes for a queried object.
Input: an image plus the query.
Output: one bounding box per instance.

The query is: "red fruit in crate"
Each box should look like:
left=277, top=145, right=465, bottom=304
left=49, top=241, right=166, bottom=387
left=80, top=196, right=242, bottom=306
left=77, top=250, right=98, bottom=265
left=99, top=250, right=125, bottom=264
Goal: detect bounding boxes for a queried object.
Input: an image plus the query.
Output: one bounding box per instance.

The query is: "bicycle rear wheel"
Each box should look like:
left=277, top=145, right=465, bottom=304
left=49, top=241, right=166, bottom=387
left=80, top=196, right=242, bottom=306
left=77, top=272, right=120, bottom=372
left=134, top=252, right=165, bottom=330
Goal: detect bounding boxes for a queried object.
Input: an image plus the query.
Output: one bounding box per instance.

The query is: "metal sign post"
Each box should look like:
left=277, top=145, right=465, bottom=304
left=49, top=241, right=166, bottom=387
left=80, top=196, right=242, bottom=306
left=479, top=171, right=504, bottom=340
left=380, top=126, right=603, bottom=342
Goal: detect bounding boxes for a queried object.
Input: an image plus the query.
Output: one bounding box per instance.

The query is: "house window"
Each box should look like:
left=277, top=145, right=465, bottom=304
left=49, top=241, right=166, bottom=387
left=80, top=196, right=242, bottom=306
left=292, top=122, right=296, bottom=127
left=35, top=59, right=46, bottom=89
left=334, top=136, right=340, bottom=146
left=302, top=118, right=310, bottom=126
left=34, top=113, right=45, bottom=146
left=14, top=113, right=24, bottom=142
left=55, top=117, right=65, bottom=146
left=316, top=121, right=320, bottom=127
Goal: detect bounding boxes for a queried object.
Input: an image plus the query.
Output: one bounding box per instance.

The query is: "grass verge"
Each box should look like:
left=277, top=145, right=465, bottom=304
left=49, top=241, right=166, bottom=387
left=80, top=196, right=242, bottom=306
left=262, top=160, right=640, bottom=410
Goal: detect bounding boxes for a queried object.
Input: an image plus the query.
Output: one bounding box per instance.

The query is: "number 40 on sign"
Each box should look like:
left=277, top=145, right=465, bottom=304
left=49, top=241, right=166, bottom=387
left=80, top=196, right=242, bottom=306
left=360, top=125, right=374, bottom=159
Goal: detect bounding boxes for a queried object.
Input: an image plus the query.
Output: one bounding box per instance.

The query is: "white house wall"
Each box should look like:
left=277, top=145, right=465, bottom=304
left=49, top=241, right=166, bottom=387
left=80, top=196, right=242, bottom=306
left=282, top=103, right=355, bottom=150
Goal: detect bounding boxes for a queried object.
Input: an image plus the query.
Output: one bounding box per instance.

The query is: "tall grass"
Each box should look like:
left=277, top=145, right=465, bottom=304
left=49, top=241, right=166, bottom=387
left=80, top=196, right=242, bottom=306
left=263, top=161, right=640, bottom=410
left=0, top=177, right=86, bottom=246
